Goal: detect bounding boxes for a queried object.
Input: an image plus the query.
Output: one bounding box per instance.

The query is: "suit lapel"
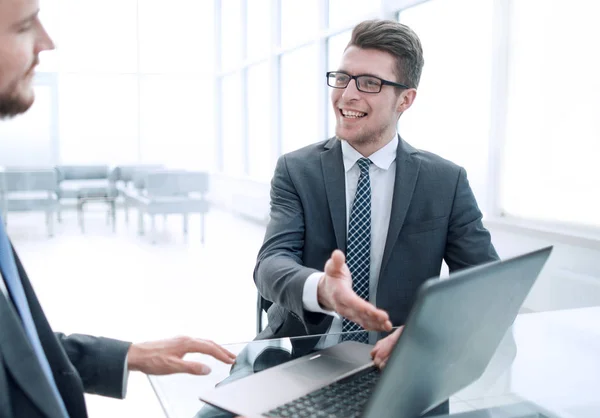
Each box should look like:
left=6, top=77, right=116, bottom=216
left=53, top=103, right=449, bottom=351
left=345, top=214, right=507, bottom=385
left=0, top=282, right=65, bottom=418
left=380, top=137, right=421, bottom=275
left=320, top=138, right=347, bottom=252
left=0, top=344, right=13, bottom=417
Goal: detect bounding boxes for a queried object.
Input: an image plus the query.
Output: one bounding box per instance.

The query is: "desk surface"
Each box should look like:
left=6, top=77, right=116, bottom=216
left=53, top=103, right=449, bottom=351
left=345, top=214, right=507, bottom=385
left=148, top=307, right=600, bottom=418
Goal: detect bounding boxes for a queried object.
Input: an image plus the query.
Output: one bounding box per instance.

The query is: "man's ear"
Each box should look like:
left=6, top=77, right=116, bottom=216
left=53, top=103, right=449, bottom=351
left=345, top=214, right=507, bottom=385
left=396, top=88, right=417, bottom=113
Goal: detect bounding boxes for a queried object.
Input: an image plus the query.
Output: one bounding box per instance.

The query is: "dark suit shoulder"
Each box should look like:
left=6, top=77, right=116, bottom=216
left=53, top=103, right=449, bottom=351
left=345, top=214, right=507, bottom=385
left=280, top=138, right=332, bottom=163
left=403, top=140, right=463, bottom=178
left=413, top=148, right=460, bottom=171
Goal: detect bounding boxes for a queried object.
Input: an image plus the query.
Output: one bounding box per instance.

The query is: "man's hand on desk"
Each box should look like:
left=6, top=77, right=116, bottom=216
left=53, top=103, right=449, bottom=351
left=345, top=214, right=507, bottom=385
left=127, top=336, right=236, bottom=375
left=317, top=249, right=392, bottom=332
left=371, top=326, right=404, bottom=369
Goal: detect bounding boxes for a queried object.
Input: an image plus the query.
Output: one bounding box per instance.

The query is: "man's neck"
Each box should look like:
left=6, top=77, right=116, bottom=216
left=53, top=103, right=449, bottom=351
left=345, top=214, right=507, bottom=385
left=348, top=133, right=397, bottom=158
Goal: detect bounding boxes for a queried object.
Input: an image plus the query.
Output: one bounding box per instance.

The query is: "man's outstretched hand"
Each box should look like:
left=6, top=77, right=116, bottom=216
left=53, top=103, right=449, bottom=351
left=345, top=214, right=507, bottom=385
left=127, top=336, right=236, bottom=375
left=317, top=250, right=392, bottom=332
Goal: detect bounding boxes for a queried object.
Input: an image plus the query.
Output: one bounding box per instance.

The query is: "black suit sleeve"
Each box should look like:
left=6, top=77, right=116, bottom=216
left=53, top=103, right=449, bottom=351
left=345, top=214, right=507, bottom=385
left=444, top=167, right=499, bottom=270
left=55, top=332, right=131, bottom=399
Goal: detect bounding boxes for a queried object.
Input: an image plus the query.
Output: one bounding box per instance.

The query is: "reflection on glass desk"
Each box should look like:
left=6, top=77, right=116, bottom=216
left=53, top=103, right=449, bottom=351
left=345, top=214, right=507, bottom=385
left=149, top=307, right=600, bottom=418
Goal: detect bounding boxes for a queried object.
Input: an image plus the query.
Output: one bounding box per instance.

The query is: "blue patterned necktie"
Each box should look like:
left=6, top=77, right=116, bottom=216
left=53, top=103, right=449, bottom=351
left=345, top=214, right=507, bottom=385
left=0, top=217, right=69, bottom=418
left=342, top=158, right=372, bottom=343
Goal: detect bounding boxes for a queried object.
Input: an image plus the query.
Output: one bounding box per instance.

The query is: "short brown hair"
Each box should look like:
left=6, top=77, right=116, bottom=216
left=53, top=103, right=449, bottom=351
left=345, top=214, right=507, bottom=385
left=348, top=19, right=424, bottom=89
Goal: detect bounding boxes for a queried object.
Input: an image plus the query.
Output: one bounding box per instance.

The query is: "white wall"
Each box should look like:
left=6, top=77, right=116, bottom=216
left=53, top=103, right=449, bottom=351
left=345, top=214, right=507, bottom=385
left=208, top=173, right=271, bottom=225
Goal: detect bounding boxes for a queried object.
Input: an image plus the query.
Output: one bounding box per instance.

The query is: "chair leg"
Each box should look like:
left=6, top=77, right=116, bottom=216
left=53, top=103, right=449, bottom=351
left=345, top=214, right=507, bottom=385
left=124, top=201, right=129, bottom=224
left=151, top=215, right=156, bottom=244
left=111, top=200, right=116, bottom=232
left=183, top=213, right=189, bottom=235
left=137, top=210, right=144, bottom=235
left=200, top=213, right=205, bottom=244
left=46, top=211, right=54, bottom=238
left=77, top=200, right=85, bottom=233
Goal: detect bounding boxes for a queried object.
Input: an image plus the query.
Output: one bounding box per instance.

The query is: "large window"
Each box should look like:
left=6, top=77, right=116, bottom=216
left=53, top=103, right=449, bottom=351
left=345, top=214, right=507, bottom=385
left=58, top=0, right=138, bottom=73
left=329, top=0, right=378, bottom=29
left=399, top=0, right=494, bottom=210
left=247, top=0, right=271, bottom=61
left=58, top=75, right=138, bottom=164
left=281, top=44, right=320, bottom=154
left=221, top=0, right=243, bottom=71
left=501, top=0, right=600, bottom=228
left=22, top=0, right=216, bottom=169
left=139, top=76, right=212, bottom=169
left=327, top=31, right=352, bottom=137
left=221, top=73, right=245, bottom=175
left=247, top=62, right=273, bottom=180
left=138, top=1, right=212, bottom=74
left=0, top=83, right=55, bottom=166
left=280, top=0, right=320, bottom=48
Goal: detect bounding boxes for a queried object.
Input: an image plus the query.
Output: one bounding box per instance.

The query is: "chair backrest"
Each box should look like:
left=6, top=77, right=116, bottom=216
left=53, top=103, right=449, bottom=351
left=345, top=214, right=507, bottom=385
left=0, top=170, right=57, bottom=193
left=56, top=165, right=109, bottom=182
left=111, top=164, right=165, bottom=183
left=144, top=171, right=209, bottom=197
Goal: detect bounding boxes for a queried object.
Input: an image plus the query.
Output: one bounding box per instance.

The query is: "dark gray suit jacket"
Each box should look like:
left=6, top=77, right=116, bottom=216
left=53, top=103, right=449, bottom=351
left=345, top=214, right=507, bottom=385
left=254, top=136, right=499, bottom=351
left=0, top=248, right=131, bottom=418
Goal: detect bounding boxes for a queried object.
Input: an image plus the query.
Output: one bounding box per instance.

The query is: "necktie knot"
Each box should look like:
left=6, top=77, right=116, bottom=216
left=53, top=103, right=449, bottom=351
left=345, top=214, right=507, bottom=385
left=357, top=158, right=371, bottom=175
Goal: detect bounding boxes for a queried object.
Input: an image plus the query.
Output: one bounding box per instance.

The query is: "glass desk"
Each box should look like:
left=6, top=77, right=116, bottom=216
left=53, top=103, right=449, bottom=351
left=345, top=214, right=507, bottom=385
left=149, top=307, right=600, bottom=418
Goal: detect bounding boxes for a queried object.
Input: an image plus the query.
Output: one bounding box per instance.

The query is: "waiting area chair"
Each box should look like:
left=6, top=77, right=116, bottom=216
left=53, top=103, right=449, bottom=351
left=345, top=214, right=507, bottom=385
left=125, top=170, right=210, bottom=243
left=55, top=165, right=118, bottom=231
left=0, top=168, right=59, bottom=237
left=109, top=164, right=164, bottom=223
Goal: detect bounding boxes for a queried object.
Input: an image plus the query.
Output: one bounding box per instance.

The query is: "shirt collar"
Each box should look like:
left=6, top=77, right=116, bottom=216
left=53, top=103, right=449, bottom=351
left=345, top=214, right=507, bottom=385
left=341, top=133, right=398, bottom=172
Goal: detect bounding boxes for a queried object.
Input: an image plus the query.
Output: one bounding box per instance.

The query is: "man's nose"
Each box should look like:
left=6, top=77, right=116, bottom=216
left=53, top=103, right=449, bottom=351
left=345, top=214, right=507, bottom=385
left=341, top=78, right=362, bottom=100
left=36, top=20, right=56, bottom=54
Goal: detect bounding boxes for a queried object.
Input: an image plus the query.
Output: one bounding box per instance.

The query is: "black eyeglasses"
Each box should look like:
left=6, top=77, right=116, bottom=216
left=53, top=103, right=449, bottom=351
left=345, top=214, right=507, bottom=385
left=326, top=71, right=409, bottom=93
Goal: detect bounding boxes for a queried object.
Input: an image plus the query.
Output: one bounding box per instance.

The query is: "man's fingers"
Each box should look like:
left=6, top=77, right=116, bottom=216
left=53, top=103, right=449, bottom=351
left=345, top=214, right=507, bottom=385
left=185, top=339, right=236, bottom=364
left=174, top=359, right=211, bottom=375
left=370, top=345, right=380, bottom=359
left=337, top=292, right=391, bottom=331
left=340, top=309, right=390, bottom=331
left=331, top=249, right=346, bottom=267
left=325, top=249, right=347, bottom=278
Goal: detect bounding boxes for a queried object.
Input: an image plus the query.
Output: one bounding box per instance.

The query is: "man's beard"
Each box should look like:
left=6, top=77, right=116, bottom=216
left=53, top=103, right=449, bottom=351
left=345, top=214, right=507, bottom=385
left=0, top=80, right=34, bottom=119
left=0, top=59, right=37, bottom=119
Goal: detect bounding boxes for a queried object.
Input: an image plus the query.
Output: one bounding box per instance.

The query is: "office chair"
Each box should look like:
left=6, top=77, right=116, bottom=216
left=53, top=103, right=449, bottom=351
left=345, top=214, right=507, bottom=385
left=256, top=293, right=273, bottom=334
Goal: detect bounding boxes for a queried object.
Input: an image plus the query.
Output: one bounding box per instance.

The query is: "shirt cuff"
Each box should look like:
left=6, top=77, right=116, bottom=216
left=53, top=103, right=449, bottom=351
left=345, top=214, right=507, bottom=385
left=302, top=272, right=338, bottom=317
left=122, top=354, right=130, bottom=398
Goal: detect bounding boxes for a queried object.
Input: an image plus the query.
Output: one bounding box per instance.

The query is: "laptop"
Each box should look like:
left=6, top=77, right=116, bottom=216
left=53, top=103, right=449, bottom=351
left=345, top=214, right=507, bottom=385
left=200, top=246, right=553, bottom=418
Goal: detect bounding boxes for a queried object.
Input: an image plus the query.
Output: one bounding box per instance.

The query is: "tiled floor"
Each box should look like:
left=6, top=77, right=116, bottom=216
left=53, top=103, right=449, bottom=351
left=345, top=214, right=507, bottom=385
left=8, top=207, right=265, bottom=417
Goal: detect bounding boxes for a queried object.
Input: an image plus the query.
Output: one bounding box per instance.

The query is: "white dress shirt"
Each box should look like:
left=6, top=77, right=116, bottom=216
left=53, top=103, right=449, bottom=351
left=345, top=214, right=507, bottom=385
left=302, top=134, right=398, bottom=347
left=0, top=271, right=8, bottom=297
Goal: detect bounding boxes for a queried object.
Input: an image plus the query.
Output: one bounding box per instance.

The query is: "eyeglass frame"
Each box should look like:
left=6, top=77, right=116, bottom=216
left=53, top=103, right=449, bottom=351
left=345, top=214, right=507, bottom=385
left=326, top=71, right=410, bottom=94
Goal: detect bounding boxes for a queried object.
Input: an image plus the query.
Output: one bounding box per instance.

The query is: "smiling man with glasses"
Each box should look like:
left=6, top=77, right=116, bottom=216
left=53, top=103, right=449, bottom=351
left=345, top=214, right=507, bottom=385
left=253, top=19, right=498, bottom=416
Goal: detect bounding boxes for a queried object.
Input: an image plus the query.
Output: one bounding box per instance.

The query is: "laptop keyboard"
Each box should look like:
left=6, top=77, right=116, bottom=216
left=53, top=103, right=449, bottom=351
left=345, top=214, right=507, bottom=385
left=264, top=367, right=380, bottom=418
